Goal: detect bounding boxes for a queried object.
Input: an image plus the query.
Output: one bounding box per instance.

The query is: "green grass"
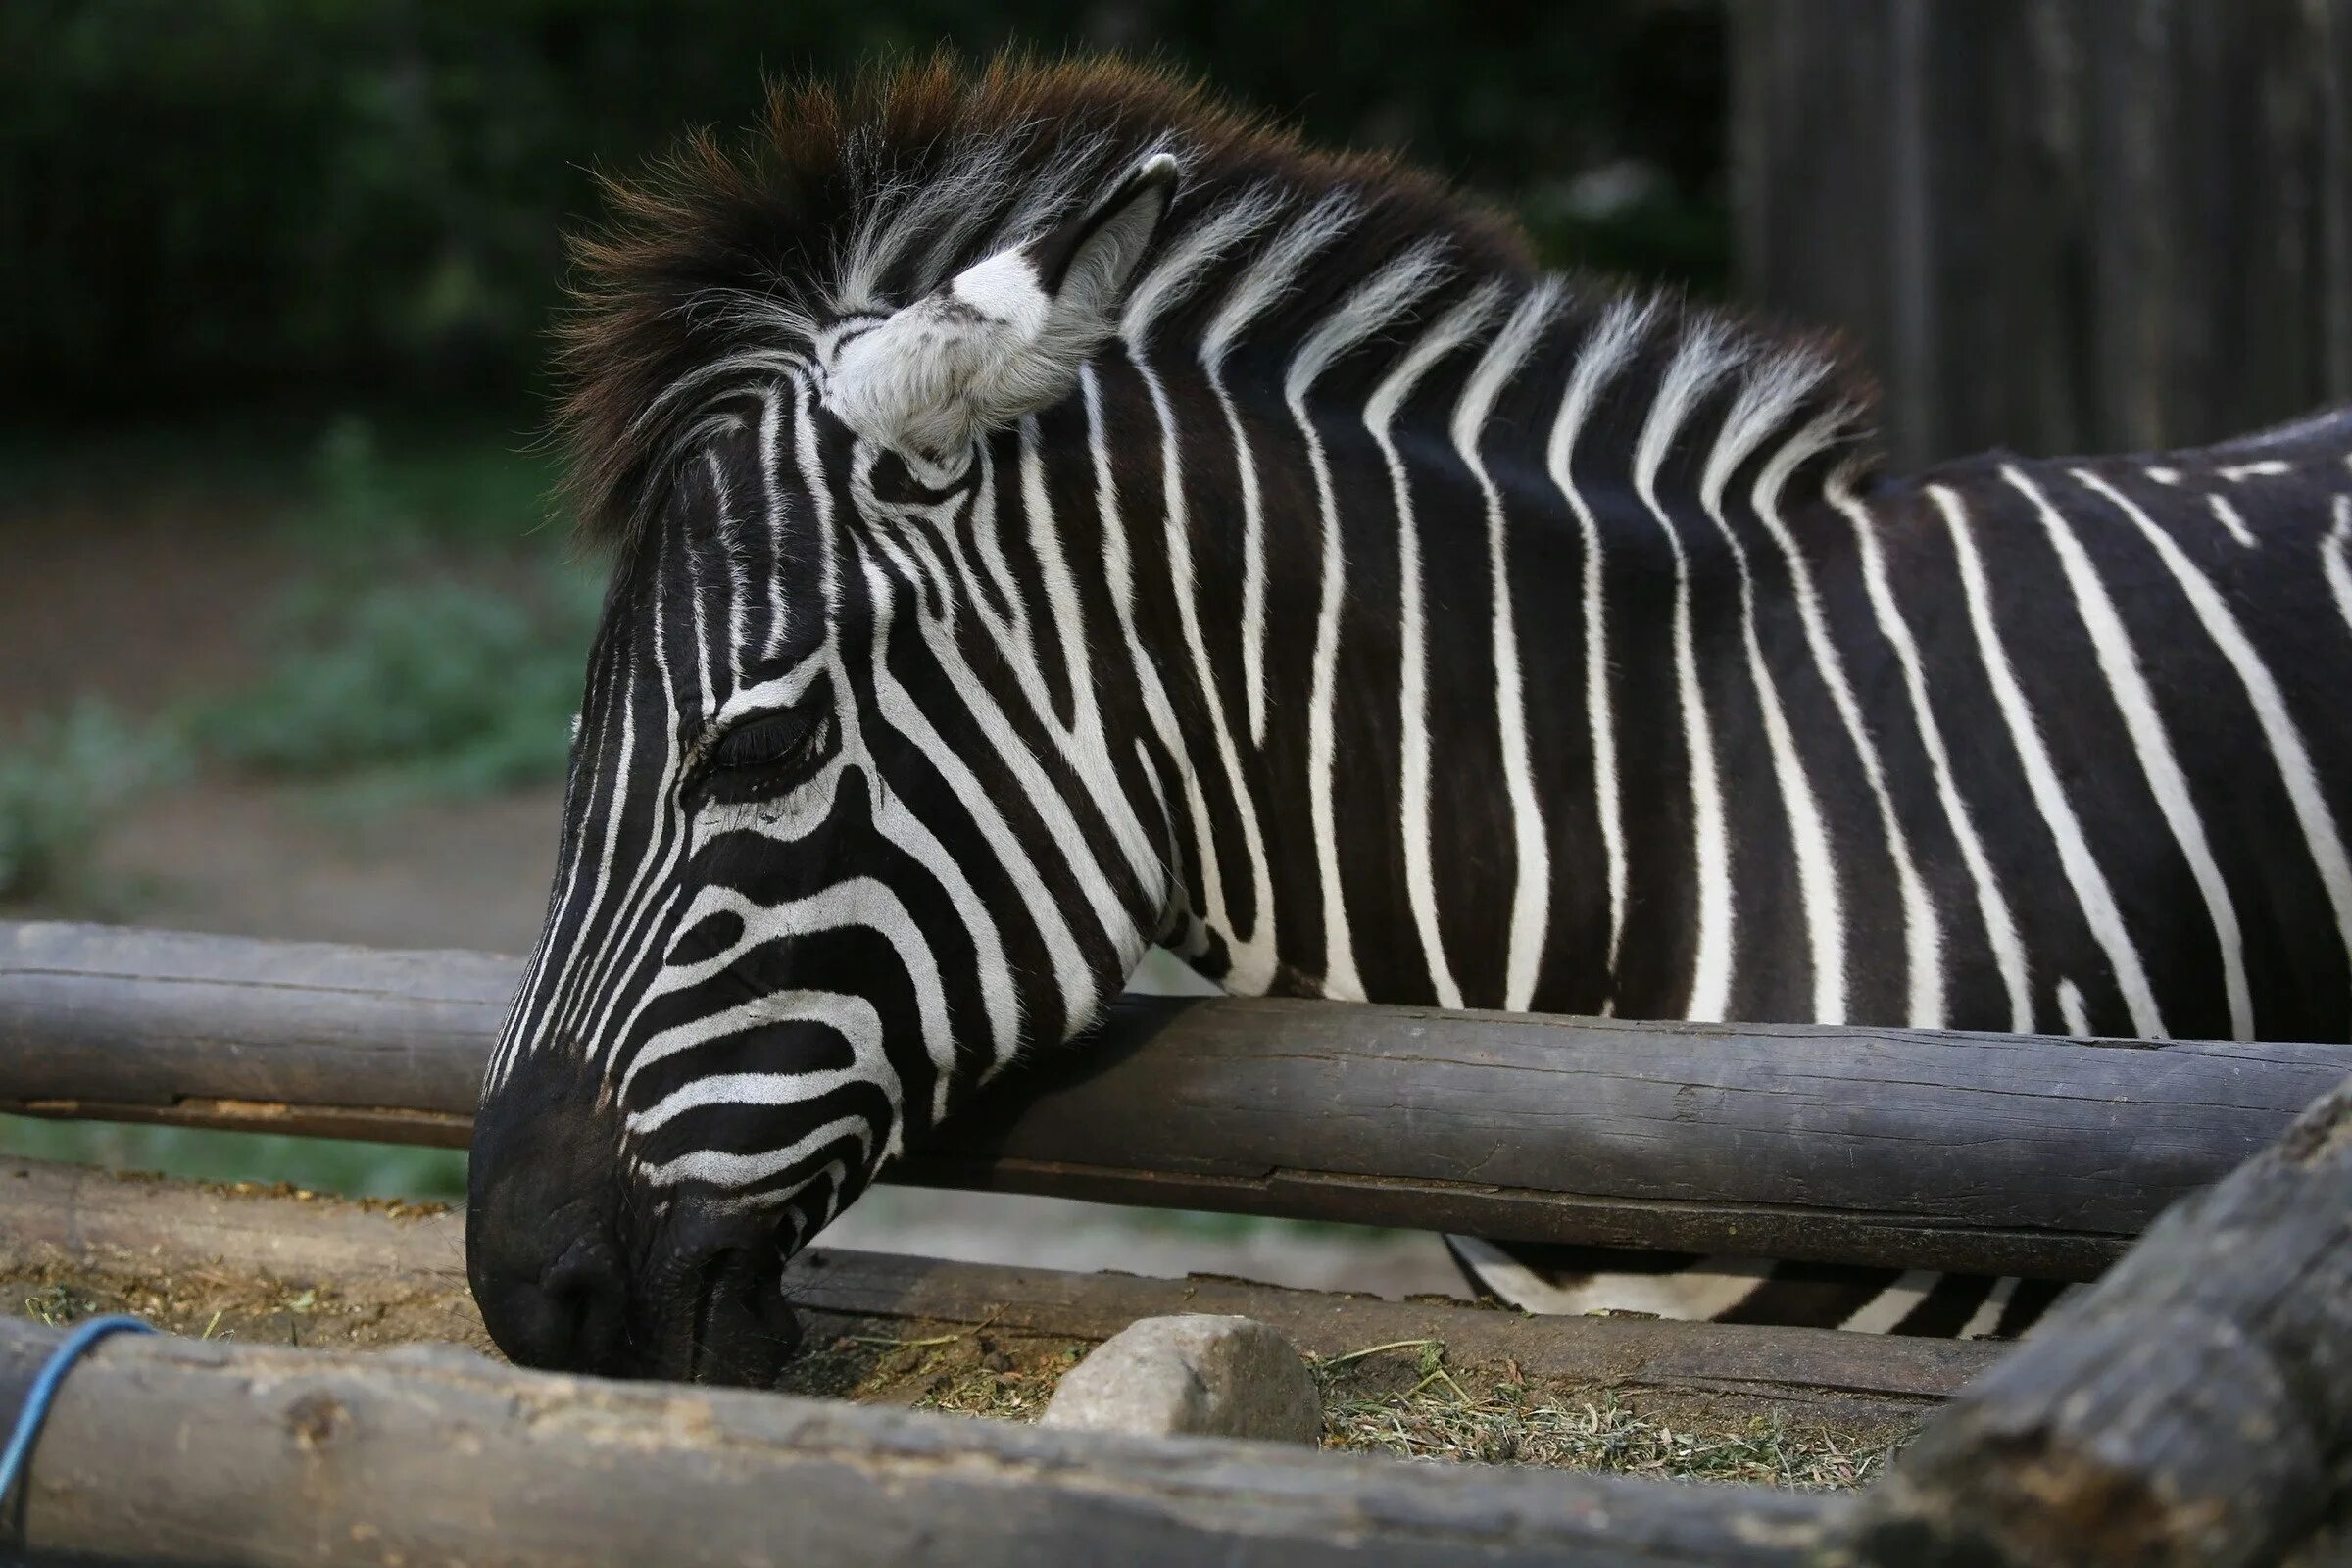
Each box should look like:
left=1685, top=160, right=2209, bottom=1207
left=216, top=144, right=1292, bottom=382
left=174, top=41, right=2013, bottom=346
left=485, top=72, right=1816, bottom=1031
left=0, top=1115, right=466, bottom=1202
left=0, top=701, right=186, bottom=900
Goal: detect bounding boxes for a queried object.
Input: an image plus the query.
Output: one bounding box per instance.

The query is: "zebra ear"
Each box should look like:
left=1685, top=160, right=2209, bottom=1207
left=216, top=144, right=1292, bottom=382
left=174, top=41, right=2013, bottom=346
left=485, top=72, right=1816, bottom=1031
left=828, top=153, right=1180, bottom=472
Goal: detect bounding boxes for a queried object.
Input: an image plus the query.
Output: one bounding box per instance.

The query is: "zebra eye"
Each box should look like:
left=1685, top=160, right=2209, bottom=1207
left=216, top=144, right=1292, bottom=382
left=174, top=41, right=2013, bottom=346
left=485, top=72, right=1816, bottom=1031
left=710, top=710, right=821, bottom=772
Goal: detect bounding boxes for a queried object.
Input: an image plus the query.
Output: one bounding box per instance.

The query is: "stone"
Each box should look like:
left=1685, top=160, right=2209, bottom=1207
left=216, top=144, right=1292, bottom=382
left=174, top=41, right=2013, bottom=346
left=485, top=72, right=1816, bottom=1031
left=1038, top=1314, right=1322, bottom=1445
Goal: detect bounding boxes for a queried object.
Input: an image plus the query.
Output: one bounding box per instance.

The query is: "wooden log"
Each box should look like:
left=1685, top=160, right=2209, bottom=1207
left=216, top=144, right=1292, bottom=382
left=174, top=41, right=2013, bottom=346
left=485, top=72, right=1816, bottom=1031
left=0, top=1316, right=1845, bottom=1567
left=6, top=920, right=2348, bottom=1278
left=0, top=1155, right=1996, bottom=1434
left=1843, top=1073, right=2352, bottom=1568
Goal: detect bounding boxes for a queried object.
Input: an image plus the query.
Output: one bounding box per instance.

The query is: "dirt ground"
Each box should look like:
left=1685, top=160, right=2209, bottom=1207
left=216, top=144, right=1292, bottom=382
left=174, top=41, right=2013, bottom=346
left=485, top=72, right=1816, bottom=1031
left=0, top=1173, right=1904, bottom=1489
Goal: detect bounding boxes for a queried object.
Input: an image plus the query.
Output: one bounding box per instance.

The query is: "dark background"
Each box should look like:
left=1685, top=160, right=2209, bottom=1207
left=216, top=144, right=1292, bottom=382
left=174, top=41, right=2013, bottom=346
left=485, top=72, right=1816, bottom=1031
left=5, top=0, right=1728, bottom=422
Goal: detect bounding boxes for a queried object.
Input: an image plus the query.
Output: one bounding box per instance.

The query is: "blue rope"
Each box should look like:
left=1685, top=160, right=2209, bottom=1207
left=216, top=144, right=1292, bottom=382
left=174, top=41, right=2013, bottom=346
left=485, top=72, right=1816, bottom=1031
left=0, top=1315, right=155, bottom=1510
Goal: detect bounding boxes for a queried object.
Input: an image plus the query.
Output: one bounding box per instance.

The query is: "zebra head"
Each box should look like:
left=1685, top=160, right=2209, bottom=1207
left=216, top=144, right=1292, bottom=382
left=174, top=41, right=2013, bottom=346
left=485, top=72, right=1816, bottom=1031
left=467, top=151, right=1187, bottom=1386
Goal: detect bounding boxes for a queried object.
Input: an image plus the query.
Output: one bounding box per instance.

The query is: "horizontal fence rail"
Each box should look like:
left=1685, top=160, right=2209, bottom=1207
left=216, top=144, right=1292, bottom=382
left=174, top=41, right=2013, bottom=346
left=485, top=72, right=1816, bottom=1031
left=6, top=1063, right=2350, bottom=1566
left=0, top=1316, right=1841, bottom=1568
left=4, top=920, right=2347, bottom=1279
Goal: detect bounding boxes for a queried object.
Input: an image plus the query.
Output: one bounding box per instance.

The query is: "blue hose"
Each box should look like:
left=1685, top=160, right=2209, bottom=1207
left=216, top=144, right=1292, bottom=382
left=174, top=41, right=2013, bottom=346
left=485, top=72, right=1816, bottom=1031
left=0, top=1315, right=156, bottom=1510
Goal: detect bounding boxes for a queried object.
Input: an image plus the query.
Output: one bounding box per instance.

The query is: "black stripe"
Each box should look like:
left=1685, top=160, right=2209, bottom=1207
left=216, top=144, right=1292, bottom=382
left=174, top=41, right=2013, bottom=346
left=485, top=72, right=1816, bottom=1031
left=1714, top=1259, right=1907, bottom=1330
left=1888, top=1272, right=1999, bottom=1338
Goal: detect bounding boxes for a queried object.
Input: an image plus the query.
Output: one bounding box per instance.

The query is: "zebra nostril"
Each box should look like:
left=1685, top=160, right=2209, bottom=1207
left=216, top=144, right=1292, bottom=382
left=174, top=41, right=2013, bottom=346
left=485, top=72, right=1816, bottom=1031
left=541, top=1243, right=630, bottom=1372
left=472, top=1236, right=629, bottom=1375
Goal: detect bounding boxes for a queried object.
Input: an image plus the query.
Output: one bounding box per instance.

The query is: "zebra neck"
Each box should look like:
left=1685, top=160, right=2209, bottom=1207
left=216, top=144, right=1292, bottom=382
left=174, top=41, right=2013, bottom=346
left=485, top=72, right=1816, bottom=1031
left=1101, top=318, right=1862, bottom=1013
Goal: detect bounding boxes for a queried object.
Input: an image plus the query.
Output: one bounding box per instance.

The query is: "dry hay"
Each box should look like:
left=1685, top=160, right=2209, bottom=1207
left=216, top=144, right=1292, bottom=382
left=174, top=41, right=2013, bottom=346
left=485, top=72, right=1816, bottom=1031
left=774, top=1321, right=1907, bottom=1489
left=0, top=1171, right=1912, bottom=1490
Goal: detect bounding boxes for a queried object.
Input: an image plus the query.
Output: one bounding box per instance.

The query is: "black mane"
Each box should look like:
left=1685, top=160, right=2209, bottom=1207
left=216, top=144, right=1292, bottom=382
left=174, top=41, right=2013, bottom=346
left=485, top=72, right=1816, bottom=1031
left=558, top=51, right=1875, bottom=552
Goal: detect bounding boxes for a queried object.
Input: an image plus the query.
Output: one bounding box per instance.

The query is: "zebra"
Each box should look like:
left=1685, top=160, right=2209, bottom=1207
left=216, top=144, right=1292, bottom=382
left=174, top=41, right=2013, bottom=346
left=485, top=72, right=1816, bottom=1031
left=466, top=56, right=2352, bottom=1384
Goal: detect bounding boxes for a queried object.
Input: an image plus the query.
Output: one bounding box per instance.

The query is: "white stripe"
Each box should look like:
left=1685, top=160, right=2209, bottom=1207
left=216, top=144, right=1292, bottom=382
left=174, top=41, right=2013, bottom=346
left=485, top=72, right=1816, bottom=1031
left=2325, top=497, right=2352, bottom=636
left=2004, top=466, right=2251, bottom=1038
left=564, top=551, right=698, bottom=1065
left=1838, top=1271, right=1941, bottom=1335
left=1285, top=243, right=1453, bottom=1001
left=875, top=481, right=1152, bottom=1021
left=1135, top=351, right=1280, bottom=993
left=1698, top=357, right=1848, bottom=1022
left=1829, top=472, right=2031, bottom=1031
left=1447, top=1238, right=1773, bottom=1321
left=1121, top=186, right=1292, bottom=346
left=1083, top=366, right=1211, bottom=963
left=2219, top=460, right=2291, bottom=481
left=644, top=1112, right=872, bottom=1191
left=704, top=449, right=750, bottom=680
left=2056, top=978, right=2092, bottom=1038
left=1366, top=283, right=1506, bottom=1008
left=1451, top=284, right=1559, bottom=1010
left=758, top=387, right=791, bottom=658
left=857, top=544, right=1100, bottom=1036
left=1194, top=190, right=1344, bottom=747
left=1544, top=298, right=1653, bottom=998
left=1958, top=1275, right=2018, bottom=1341
left=2207, top=492, right=2257, bottom=547
left=496, top=635, right=625, bottom=1081
left=626, top=877, right=951, bottom=1149
left=1753, top=421, right=1945, bottom=1027
left=2076, top=466, right=2352, bottom=1004
left=1009, top=418, right=1166, bottom=897
left=1630, top=325, right=1741, bottom=1021
left=625, top=990, right=891, bottom=1121
left=1931, top=482, right=2166, bottom=1037
left=575, top=378, right=834, bottom=1054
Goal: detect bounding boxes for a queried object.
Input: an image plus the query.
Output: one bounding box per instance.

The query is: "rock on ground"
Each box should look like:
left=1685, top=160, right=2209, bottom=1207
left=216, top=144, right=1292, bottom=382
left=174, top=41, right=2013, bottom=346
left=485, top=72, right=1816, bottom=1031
left=1038, top=1313, right=1322, bottom=1445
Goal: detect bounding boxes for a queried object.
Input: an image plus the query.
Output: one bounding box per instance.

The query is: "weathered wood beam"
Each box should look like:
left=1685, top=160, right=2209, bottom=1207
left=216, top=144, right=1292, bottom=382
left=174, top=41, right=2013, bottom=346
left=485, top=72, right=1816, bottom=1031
left=0, top=1155, right=1996, bottom=1433
left=0, top=1316, right=1843, bottom=1567
left=1843, top=1072, right=2352, bottom=1568
left=6, top=920, right=2347, bottom=1278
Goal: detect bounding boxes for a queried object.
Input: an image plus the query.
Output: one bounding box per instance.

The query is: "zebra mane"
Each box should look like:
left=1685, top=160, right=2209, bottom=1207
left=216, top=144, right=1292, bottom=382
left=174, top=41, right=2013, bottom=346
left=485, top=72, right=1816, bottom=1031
left=558, top=51, right=1878, bottom=552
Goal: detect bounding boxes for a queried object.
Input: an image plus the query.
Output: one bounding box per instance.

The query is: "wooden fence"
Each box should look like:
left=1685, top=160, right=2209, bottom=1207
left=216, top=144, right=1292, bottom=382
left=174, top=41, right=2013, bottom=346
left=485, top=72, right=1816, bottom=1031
left=1731, top=0, right=2352, bottom=467
left=5, top=920, right=2345, bottom=1280
left=3, top=918, right=2349, bottom=1566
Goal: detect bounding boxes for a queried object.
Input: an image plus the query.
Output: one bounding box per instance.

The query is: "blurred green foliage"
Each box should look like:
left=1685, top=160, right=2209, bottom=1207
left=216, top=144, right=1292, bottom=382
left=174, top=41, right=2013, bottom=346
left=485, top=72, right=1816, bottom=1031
left=204, top=573, right=596, bottom=795
left=0, top=702, right=187, bottom=899
left=201, top=417, right=599, bottom=795
left=5, top=0, right=1725, bottom=419
left=0, top=1115, right=467, bottom=1201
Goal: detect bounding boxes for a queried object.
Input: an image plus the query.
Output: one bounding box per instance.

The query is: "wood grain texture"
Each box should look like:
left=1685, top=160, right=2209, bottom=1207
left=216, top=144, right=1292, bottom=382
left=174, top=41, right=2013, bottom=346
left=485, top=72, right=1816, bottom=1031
left=0, top=1155, right=1995, bottom=1432
left=6, top=920, right=2348, bottom=1277
left=0, top=1316, right=1845, bottom=1567
left=1733, top=0, right=2352, bottom=466
left=1843, top=1073, right=2352, bottom=1568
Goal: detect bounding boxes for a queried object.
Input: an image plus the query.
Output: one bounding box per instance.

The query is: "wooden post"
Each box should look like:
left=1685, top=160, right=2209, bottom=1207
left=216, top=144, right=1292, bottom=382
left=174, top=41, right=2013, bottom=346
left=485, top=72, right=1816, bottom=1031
left=4, top=920, right=2346, bottom=1279
left=1842, top=1073, right=2352, bottom=1567
left=1731, top=0, right=2352, bottom=466
left=0, top=1317, right=1845, bottom=1567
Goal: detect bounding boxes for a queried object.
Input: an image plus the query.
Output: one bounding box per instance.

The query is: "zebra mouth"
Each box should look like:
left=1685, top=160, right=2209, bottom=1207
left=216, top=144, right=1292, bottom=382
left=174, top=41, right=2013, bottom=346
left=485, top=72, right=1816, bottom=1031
left=679, top=1245, right=800, bottom=1388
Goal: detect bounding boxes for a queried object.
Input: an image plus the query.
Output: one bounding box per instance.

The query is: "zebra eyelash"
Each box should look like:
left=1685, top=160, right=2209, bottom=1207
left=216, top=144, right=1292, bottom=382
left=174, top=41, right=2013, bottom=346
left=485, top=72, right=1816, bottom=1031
left=687, top=710, right=839, bottom=802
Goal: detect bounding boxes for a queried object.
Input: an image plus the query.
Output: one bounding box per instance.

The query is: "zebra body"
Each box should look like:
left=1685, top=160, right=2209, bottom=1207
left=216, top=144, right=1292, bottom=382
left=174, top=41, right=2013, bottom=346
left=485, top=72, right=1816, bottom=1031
left=467, top=59, right=2352, bottom=1382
